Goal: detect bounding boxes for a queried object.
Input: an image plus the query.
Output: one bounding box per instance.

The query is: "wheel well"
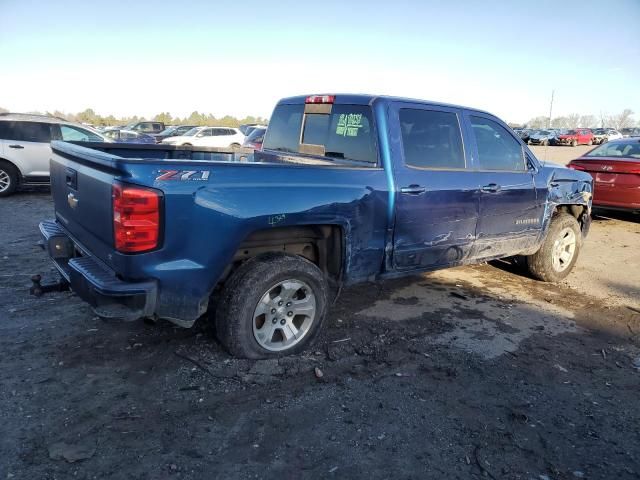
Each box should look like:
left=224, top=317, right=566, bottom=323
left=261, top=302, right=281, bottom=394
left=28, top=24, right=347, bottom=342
left=0, top=158, right=21, bottom=182
left=224, top=225, right=344, bottom=284
left=554, top=204, right=587, bottom=228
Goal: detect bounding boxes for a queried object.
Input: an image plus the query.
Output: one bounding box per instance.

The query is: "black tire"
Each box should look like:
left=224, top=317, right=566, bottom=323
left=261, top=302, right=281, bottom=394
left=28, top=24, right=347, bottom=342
left=526, top=212, right=582, bottom=282
left=0, top=161, right=19, bottom=197
left=215, top=253, right=329, bottom=359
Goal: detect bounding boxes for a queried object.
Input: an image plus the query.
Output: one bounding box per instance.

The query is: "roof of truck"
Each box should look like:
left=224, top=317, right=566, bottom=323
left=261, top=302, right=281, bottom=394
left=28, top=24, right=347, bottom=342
left=277, top=94, right=493, bottom=116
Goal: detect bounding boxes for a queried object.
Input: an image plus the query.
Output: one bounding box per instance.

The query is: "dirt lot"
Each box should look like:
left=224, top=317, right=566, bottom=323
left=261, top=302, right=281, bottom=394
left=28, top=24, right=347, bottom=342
left=1, top=191, right=639, bottom=480
left=529, top=145, right=592, bottom=166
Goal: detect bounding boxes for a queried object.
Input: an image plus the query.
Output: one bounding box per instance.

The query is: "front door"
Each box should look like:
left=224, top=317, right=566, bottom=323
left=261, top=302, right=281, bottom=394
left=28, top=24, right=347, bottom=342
left=390, top=104, right=480, bottom=270
left=464, top=112, right=543, bottom=260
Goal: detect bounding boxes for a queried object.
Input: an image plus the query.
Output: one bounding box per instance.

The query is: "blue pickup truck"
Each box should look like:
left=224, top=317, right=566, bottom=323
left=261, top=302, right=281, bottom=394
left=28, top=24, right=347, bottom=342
left=39, top=94, right=593, bottom=358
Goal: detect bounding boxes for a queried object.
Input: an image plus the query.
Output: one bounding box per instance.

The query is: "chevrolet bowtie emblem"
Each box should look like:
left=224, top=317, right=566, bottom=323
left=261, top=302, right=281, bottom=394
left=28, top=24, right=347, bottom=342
left=67, top=192, right=79, bottom=209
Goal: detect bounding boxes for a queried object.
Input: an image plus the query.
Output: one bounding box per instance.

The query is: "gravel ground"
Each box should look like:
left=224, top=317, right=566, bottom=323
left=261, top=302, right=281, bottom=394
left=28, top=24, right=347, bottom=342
left=1, top=192, right=639, bottom=480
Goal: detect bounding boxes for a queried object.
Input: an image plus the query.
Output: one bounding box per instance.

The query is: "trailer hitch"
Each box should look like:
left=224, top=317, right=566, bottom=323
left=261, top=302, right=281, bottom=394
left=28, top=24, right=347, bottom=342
left=29, top=274, right=70, bottom=297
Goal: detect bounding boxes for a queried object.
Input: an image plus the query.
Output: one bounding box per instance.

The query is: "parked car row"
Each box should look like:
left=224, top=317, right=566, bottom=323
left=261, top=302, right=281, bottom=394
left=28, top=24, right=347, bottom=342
left=0, top=112, right=268, bottom=196
left=513, top=127, right=630, bottom=146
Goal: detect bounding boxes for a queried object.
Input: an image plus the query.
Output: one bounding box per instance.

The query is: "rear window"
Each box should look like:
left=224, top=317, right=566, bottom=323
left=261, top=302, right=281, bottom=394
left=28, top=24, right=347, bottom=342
left=586, top=141, right=640, bottom=159
left=263, top=104, right=303, bottom=154
left=263, top=103, right=377, bottom=165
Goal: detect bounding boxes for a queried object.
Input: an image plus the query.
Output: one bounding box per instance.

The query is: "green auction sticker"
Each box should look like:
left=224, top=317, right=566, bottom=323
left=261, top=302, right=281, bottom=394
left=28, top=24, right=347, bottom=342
left=336, top=113, right=363, bottom=137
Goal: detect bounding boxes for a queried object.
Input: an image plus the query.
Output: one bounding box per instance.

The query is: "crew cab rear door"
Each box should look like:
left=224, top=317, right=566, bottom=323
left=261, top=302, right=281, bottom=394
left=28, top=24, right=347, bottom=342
left=463, top=111, right=543, bottom=259
left=389, top=102, right=479, bottom=270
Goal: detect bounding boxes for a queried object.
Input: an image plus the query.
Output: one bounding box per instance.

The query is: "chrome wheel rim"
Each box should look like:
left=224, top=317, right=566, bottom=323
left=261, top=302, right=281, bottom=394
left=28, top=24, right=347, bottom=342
left=551, top=227, right=576, bottom=272
left=252, top=279, right=316, bottom=352
left=0, top=170, right=10, bottom=193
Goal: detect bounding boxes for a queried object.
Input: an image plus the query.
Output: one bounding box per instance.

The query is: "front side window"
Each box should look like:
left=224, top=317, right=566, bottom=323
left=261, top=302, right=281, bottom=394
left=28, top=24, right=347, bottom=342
left=399, top=108, right=465, bottom=169
left=470, top=116, right=525, bottom=171
left=60, top=125, right=103, bottom=142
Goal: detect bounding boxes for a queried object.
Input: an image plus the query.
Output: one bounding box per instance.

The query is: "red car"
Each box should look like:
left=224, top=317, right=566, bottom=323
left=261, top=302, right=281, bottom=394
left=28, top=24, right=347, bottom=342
left=568, top=138, right=640, bottom=213
left=555, top=128, right=594, bottom=147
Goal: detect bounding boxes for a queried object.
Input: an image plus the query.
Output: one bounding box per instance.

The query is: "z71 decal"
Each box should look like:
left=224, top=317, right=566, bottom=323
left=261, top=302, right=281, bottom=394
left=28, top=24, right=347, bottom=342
left=155, top=170, right=211, bottom=181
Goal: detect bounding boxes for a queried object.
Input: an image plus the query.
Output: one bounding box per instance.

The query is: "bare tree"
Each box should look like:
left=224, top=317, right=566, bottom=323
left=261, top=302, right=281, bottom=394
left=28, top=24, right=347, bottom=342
left=579, top=115, right=597, bottom=128
left=609, top=109, right=635, bottom=130
left=566, top=114, right=581, bottom=128
left=526, top=116, right=549, bottom=129
left=551, top=116, right=569, bottom=129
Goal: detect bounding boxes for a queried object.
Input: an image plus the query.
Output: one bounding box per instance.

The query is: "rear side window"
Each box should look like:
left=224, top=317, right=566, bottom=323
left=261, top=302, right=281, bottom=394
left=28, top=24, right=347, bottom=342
left=470, top=116, right=525, bottom=171
left=0, top=121, right=51, bottom=142
left=399, top=109, right=465, bottom=169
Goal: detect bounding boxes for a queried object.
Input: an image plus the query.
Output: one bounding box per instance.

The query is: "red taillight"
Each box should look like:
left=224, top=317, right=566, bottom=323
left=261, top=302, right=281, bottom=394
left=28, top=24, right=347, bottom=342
left=113, top=183, right=161, bottom=253
left=568, top=164, right=586, bottom=171
left=305, top=95, right=335, bottom=104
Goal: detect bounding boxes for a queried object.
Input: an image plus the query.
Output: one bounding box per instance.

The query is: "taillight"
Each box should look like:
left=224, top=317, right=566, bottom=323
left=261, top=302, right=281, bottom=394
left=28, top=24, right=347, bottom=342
left=113, top=183, right=161, bottom=253
left=568, top=164, right=586, bottom=171
left=305, top=95, right=335, bottom=104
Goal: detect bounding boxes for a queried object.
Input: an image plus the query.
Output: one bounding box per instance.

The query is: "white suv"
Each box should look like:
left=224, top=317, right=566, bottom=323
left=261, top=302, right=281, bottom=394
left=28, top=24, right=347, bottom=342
left=162, top=126, right=245, bottom=148
left=0, top=113, right=109, bottom=197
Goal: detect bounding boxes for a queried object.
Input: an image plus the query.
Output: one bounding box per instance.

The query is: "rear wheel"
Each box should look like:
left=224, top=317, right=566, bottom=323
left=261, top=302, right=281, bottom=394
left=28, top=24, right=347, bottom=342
left=526, top=212, right=582, bottom=282
left=0, top=162, right=19, bottom=197
left=571, top=139, right=577, bottom=147
left=215, top=253, right=329, bottom=358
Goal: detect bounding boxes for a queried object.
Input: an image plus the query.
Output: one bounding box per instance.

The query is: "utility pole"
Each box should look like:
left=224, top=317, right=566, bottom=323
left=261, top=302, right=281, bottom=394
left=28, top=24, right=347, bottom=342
left=548, top=89, right=554, bottom=129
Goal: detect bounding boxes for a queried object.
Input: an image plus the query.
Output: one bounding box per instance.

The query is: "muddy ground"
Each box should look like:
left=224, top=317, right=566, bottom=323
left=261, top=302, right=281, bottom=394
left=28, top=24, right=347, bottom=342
left=1, top=191, right=639, bottom=480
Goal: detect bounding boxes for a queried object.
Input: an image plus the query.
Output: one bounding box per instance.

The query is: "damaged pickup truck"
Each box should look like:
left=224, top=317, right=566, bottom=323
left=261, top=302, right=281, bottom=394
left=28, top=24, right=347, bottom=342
left=39, top=94, right=593, bottom=358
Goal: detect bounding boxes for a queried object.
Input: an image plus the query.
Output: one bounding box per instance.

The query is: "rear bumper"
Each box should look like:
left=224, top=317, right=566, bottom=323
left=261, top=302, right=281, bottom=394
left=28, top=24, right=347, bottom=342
left=39, top=220, right=157, bottom=321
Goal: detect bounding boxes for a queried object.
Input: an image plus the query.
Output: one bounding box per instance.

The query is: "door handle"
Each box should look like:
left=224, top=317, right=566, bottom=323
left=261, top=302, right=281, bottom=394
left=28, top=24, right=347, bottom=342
left=8, top=144, right=24, bottom=149
left=400, top=185, right=427, bottom=195
left=481, top=183, right=501, bottom=193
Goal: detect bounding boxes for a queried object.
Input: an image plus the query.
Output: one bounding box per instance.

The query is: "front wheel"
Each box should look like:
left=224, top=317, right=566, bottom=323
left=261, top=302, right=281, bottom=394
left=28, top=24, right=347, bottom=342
left=525, top=212, right=582, bottom=282
left=215, top=253, right=329, bottom=358
left=571, top=139, right=577, bottom=147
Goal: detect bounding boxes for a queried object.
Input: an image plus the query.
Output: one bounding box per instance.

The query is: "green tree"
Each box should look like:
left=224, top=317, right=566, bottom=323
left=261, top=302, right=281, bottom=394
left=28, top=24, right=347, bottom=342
left=153, top=112, right=173, bottom=124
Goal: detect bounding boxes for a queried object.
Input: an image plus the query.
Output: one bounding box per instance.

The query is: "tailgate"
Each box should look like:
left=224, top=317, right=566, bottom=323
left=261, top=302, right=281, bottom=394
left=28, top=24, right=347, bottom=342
left=50, top=142, right=123, bottom=263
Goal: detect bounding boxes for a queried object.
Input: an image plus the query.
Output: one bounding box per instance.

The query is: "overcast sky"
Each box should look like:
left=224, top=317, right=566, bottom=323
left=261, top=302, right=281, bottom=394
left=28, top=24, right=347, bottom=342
left=1, top=0, right=638, bottom=123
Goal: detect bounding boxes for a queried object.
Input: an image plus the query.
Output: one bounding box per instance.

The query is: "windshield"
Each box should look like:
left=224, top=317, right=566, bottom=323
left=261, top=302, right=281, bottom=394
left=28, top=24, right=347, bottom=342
left=585, top=140, right=640, bottom=158
left=538, top=130, right=550, bottom=135
left=182, top=127, right=203, bottom=137
left=566, top=130, right=577, bottom=135
left=158, top=127, right=177, bottom=135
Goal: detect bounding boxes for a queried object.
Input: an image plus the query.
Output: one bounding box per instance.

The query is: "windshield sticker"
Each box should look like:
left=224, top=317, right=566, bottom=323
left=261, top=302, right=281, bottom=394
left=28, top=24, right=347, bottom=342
left=336, top=113, right=363, bottom=137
